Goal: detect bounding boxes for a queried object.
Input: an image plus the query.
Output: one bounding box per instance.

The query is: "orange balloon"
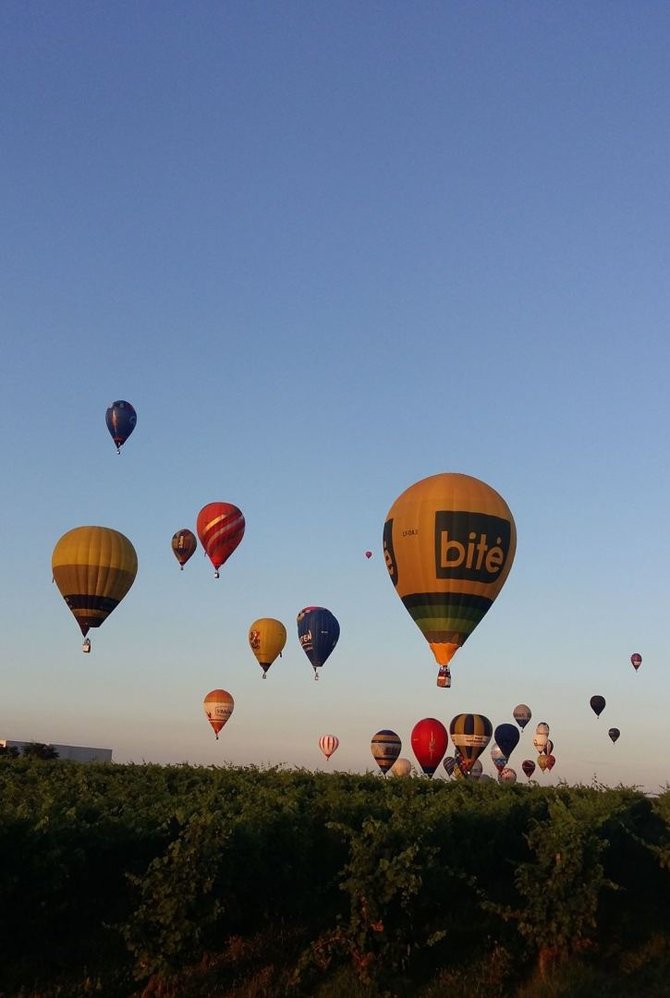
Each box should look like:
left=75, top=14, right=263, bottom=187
left=203, top=689, right=234, bottom=740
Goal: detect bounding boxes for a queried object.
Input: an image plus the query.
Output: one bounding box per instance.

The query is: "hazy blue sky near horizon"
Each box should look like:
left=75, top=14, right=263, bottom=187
left=2, top=2, right=669, bottom=789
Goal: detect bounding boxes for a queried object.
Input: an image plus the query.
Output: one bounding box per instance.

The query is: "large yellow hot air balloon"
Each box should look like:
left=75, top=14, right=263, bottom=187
left=248, top=618, right=287, bottom=678
left=383, top=473, right=516, bottom=686
left=52, top=526, right=138, bottom=652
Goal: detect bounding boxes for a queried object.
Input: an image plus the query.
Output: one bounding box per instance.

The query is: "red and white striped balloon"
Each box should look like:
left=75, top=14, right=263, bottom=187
left=319, top=734, right=339, bottom=760
left=196, top=502, right=245, bottom=578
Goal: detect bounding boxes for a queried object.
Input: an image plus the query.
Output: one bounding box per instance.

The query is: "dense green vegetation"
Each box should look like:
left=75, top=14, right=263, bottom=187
left=2, top=759, right=670, bottom=997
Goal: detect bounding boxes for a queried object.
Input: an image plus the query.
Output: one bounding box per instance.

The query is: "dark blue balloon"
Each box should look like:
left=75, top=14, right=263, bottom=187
left=297, top=606, right=340, bottom=677
left=105, top=400, right=137, bottom=453
left=494, top=722, right=520, bottom=760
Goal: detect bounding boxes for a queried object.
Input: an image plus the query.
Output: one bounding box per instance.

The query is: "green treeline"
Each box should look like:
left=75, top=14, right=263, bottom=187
left=1, top=760, right=670, bottom=997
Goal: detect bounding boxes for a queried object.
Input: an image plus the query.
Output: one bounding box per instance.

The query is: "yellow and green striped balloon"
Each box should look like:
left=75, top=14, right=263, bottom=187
left=384, top=473, right=516, bottom=683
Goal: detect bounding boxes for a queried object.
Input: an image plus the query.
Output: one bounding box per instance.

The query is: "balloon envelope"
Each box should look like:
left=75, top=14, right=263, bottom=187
left=390, top=757, right=412, bottom=777
left=443, top=755, right=457, bottom=778
left=297, top=606, right=340, bottom=676
left=449, top=713, right=493, bottom=771
left=521, top=759, right=536, bottom=779
left=590, top=695, right=606, bottom=718
left=371, top=729, right=402, bottom=773
left=203, top=689, right=234, bottom=740
left=105, top=400, right=136, bottom=452
left=196, top=502, right=245, bottom=577
left=494, top=723, right=520, bottom=760
left=365, top=550, right=373, bottom=559
left=513, top=704, right=532, bottom=729
left=319, top=734, right=339, bottom=760
left=608, top=728, right=620, bottom=744
left=491, top=744, right=508, bottom=773
left=171, top=529, right=197, bottom=569
left=631, top=653, right=642, bottom=671
left=468, top=759, right=484, bottom=780
left=383, top=473, right=516, bottom=683
left=248, top=618, right=287, bottom=676
left=52, top=526, right=137, bottom=642
left=537, top=754, right=550, bottom=772
left=499, top=767, right=517, bottom=784
left=411, top=718, right=448, bottom=777
left=545, top=754, right=556, bottom=771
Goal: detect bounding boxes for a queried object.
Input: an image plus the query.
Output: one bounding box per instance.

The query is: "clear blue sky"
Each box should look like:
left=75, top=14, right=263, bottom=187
left=2, top=2, right=669, bottom=789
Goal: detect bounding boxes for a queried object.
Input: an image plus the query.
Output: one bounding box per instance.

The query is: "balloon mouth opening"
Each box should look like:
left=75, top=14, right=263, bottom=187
left=430, top=641, right=459, bottom=666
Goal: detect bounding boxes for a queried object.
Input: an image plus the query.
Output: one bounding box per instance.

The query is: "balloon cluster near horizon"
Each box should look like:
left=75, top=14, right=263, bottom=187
left=449, top=713, right=493, bottom=772
left=52, top=526, right=138, bottom=652
left=384, top=473, right=516, bottom=687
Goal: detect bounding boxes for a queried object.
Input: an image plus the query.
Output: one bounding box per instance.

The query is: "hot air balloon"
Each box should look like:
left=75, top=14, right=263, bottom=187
left=370, top=729, right=402, bottom=774
left=443, top=755, right=457, bottom=778
left=319, top=734, right=339, bottom=760
left=365, top=550, right=373, bottom=559
left=545, top=739, right=554, bottom=756
left=52, top=526, right=138, bottom=651
left=384, top=473, right=516, bottom=688
left=105, top=400, right=136, bottom=453
left=390, top=758, right=412, bottom=777
left=449, top=713, right=493, bottom=772
left=491, top=744, right=508, bottom=773
left=608, top=728, right=620, bottom=744
left=171, top=529, right=197, bottom=570
left=631, top=653, right=642, bottom=672
left=469, top=759, right=484, bottom=780
left=537, top=753, right=550, bottom=772
left=494, top=723, right=520, bottom=760
left=411, top=718, right=448, bottom=777
left=203, top=689, right=234, bottom=740
left=545, top=754, right=556, bottom=771
left=590, top=695, right=606, bottom=718
left=196, top=502, right=245, bottom=578
left=521, top=759, right=536, bottom=780
left=499, top=767, right=517, bottom=784
left=248, top=618, right=287, bottom=678
left=297, top=606, right=340, bottom=680
left=532, top=722, right=550, bottom=754
left=513, top=704, right=532, bottom=729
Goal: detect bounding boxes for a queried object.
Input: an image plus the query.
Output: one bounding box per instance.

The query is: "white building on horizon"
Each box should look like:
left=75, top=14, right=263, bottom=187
left=0, top=739, right=113, bottom=763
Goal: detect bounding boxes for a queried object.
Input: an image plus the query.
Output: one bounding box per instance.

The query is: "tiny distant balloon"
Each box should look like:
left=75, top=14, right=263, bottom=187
left=608, top=728, right=620, bottom=744
left=197, top=502, right=245, bottom=578
left=590, top=695, right=606, bottom=718
left=203, top=689, right=234, bottom=740
left=631, top=653, right=642, bottom=672
left=371, top=729, right=402, bottom=774
left=171, top=529, right=197, bottom=569
left=319, top=734, right=339, bottom=760
left=522, top=759, right=536, bottom=780
left=513, top=704, right=532, bottom=729
left=390, top=757, right=412, bottom=777
left=105, top=400, right=136, bottom=453
left=365, top=550, right=373, bottom=559
left=411, top=717, right=449, bottom=777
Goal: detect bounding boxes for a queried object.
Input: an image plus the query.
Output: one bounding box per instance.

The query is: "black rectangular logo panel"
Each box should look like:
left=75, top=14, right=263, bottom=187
left=434, top=511, right=511, bottom=583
